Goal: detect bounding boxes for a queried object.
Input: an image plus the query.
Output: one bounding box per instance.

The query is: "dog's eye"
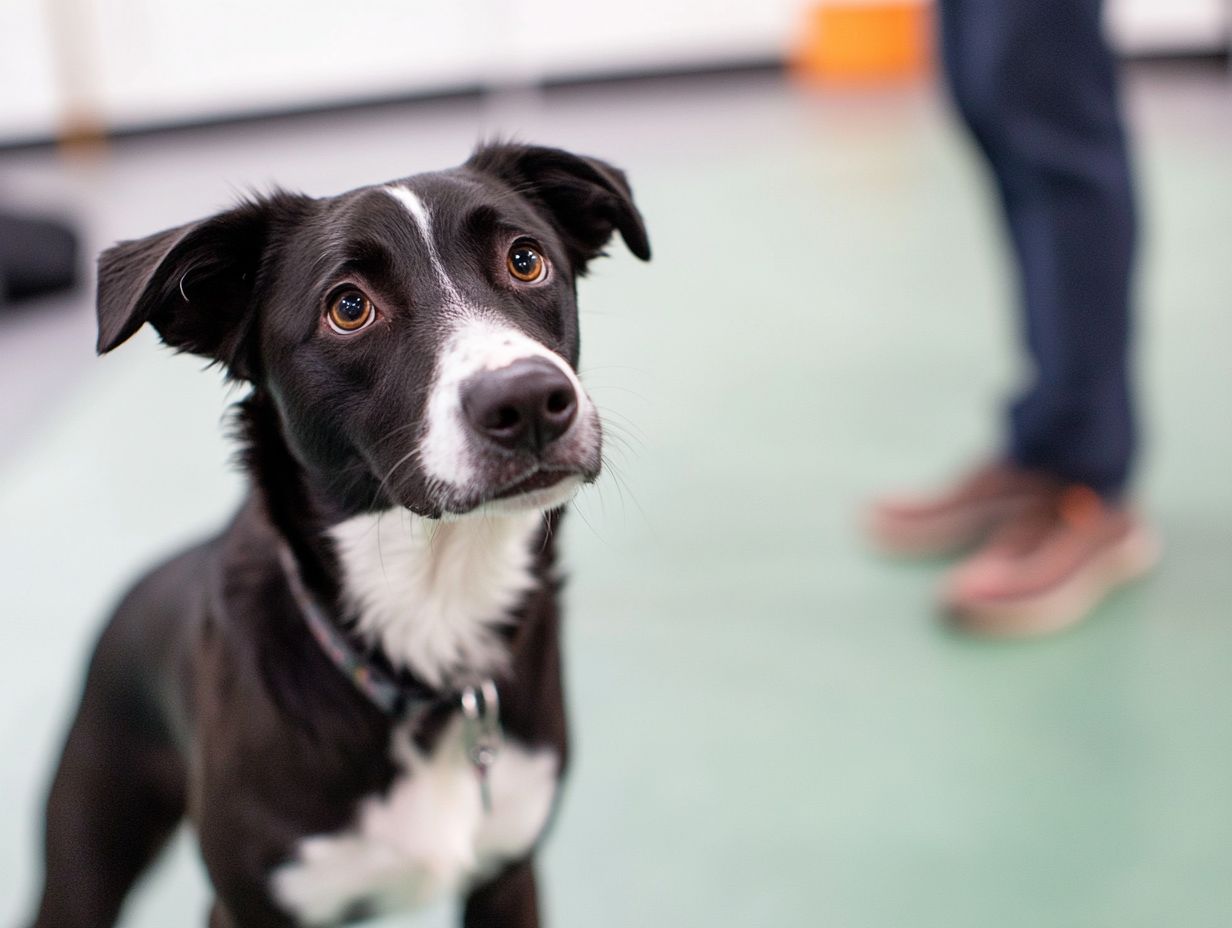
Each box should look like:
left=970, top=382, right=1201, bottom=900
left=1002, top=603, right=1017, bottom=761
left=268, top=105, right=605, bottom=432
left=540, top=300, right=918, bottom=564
left=507, top=244, right=547, bottom=283
left=326, top=289, right=375, bottom=334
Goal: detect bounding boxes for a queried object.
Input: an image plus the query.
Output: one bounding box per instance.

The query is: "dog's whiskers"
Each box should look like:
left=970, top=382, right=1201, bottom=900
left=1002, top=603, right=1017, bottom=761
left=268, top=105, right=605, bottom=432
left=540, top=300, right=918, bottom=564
left=369, top=421, right=425, bottom=450
left=567, top=498, right=608, bottom=546
left=372, top=444, right=425, bottom=510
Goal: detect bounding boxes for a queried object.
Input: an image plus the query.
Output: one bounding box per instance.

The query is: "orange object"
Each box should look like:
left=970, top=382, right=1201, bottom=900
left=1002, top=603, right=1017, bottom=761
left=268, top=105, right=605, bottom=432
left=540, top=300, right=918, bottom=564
left=793, top=1, right=933, bottom=84
left=1059, top=485, right=1105, bottom=531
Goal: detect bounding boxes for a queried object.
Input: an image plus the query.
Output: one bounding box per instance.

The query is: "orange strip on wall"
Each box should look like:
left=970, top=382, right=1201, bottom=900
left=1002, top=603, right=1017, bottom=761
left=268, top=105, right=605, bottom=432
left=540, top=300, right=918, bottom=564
left=793, top=2, right=933, bottom=84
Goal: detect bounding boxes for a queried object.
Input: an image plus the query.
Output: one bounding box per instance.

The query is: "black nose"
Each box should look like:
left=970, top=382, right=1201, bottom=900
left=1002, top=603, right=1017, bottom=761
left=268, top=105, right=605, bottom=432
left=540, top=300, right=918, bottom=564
left=461, top=357, right=579, bottom=453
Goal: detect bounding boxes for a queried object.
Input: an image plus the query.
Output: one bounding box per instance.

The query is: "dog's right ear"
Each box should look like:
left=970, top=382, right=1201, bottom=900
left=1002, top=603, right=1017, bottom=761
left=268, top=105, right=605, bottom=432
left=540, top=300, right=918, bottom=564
left=96, top=191, right=310, bottom=380
left=466, top=143, right=651, bottom=274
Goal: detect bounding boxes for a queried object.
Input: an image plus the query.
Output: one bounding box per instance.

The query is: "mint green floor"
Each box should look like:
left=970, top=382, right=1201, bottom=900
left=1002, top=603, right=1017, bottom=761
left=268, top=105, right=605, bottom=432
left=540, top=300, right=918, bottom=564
left=1, top=70, right=1230, bottom=927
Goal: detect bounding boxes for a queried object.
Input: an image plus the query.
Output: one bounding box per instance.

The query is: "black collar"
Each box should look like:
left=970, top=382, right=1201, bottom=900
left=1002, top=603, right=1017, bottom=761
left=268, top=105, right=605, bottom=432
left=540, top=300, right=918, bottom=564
left=277, top=544, right=451, bottom=721
left=276, top=542, right=505, bottom=809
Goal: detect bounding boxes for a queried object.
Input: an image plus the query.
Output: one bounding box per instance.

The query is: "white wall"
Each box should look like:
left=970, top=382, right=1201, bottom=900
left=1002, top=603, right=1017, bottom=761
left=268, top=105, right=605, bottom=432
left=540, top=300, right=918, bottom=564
left=0, top=0, right=799, bottom=143
left=0, top=0, right=60, bottom=142
left=1109, top=0, right=1230, bottom=54
left=491, top=0, right=795, bottom=82
left=1, top=0, right=1227, bottom=145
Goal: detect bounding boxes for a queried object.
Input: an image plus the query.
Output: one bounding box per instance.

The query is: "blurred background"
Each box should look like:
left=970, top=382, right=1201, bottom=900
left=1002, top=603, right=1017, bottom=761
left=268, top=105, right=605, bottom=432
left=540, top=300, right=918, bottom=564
left=1, top=1, right=1230, bottom=926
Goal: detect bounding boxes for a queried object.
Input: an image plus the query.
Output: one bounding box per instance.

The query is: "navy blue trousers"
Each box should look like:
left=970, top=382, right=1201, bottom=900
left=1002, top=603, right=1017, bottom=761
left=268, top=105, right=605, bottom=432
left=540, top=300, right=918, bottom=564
left=938, top=0, right=1138, bottom=496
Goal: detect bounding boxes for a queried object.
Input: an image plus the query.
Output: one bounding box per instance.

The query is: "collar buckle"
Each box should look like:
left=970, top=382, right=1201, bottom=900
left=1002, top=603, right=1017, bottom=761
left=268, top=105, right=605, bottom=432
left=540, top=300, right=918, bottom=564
left=460, top=679, right=502, bottom=814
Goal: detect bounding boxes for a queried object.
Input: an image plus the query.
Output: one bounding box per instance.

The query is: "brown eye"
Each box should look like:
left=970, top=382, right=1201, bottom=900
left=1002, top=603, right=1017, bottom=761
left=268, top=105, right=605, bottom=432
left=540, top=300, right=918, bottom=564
left=326, top=289, right=375, bottom=333
left=507, top=244, right=546, bottom=283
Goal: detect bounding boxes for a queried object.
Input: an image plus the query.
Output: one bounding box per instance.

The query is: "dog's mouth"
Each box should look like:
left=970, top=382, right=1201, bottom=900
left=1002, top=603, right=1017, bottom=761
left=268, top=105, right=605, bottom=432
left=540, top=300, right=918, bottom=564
left=491, top=466, right=577, bottom=500
left=460, top=463, right=596, bottom=516
left=401, top=463, right=596, bottom=519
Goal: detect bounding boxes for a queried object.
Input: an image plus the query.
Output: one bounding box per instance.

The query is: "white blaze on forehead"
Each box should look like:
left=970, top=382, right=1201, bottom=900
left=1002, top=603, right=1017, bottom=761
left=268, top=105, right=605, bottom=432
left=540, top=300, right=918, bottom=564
left=383, top=184, right=463, bottom=305
left=420, top=315, right=592, bottom=490
left=384, top=183, right=433, bottom=232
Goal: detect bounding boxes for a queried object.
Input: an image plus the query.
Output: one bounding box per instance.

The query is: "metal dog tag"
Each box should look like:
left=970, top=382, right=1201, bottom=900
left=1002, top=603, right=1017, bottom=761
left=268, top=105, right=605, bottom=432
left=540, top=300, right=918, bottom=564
left=460, top=679, right=502, bottom=814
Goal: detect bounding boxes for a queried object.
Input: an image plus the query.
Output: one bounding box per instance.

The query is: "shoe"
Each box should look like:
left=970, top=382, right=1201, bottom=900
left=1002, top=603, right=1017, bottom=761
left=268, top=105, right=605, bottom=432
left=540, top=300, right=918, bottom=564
left=941, top=485, right=1160, bottom=636
left=865, top=461, right=1056, bottom=557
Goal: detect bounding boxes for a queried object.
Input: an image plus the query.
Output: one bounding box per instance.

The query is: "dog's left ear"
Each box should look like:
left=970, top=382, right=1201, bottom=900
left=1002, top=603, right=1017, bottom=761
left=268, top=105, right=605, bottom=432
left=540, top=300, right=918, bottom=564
left=96, top=191, right=310, bottom=380
left=467, top=143, right=651, bottom=272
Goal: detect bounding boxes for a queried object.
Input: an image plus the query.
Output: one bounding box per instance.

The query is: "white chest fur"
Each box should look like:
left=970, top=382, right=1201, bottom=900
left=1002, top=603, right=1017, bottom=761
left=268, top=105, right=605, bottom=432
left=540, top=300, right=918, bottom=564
left=328, top=509, right=543, bottom=688
left=272, top=717, right=559, bottom=925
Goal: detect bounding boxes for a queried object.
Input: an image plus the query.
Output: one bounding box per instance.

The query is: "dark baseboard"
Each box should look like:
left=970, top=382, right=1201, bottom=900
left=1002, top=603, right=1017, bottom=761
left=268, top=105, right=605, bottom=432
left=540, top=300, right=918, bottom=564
left=0, top=83, right=489, bottom=155
left=0, top=58, right=785, bottom=155
left=1126, top=48, right=1229, bottom=66
left=541, top=56, right=784, bottom=94
left=0, top=48, right=1225, bottom=155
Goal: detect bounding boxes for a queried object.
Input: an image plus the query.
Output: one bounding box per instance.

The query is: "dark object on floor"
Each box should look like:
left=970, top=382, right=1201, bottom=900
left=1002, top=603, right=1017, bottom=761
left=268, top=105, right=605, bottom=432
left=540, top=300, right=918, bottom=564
left=0, top=210, right=81, bottom=308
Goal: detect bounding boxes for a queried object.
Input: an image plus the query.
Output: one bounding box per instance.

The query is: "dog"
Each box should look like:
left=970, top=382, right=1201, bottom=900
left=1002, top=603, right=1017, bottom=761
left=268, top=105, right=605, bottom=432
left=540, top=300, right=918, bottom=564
left=27, top=143, right=650, bottom=928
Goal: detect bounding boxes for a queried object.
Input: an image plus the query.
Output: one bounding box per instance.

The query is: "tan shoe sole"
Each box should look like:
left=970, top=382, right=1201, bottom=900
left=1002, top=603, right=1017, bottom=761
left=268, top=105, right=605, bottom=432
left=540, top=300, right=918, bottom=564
left=945, top=521, right=1162, bottom=637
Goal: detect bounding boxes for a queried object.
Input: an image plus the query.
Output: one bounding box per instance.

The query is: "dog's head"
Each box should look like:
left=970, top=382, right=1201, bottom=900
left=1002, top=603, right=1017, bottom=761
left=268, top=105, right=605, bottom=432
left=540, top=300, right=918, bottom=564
left=96, top=143, right=650, bottom=518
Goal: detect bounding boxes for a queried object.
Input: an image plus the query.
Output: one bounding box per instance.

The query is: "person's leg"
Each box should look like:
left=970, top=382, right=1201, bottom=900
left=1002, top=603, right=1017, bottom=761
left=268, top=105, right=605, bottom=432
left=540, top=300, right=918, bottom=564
left=939, top=0, right=1137, bottom=497
left=868, top=0, right=1155, bottom=633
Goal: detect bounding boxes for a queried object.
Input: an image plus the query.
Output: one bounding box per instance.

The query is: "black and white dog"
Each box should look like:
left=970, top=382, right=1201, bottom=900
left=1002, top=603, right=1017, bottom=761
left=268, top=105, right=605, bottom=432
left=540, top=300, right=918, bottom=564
left=28, top=143, right=649, bottom=928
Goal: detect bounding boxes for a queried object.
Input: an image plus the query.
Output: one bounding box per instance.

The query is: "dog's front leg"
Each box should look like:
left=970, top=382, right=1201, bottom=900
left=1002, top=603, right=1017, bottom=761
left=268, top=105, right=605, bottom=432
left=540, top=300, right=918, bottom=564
left=462, top=857, right=540, bottom=928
